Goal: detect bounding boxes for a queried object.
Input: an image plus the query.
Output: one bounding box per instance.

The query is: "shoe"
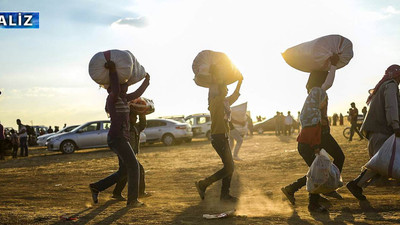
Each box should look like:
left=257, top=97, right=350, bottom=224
left=111, top=194, right=126, bottom=201
left=220, top=194, right=238, bottom=203
left=346, top=181, right=366, bottom=201
left=139, top=192, right=152, bottom=198
left=281, top=187, right=295, bottom=205
left=323, top=191, right=343, bottom=200
left=126, top=200, right=144, bottom=207
left=308, top=202, right=328, bottom=213
left=233, top=156, right=242, bottom=161
left=195, top=181, right=206, bottom=200
left=89, top=184, right=99, bottom=204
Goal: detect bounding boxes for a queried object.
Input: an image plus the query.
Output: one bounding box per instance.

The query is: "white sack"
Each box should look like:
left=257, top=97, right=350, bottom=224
left=192, top=50, right=243, bottom=88
left=88, top=50, right=133, bottom=85
left=282, top=35, right=353, bottom=72
left=365, top=135, right=400, bottom=179
left=126, top=50, right=147, bottom=86
left=306, top=149, right=343, bottom=194
left=231, top=102, right=247, bottom=124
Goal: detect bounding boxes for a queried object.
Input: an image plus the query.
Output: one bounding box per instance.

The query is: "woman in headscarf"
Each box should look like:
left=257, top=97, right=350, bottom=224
left=347, top=64, right=400, bottom=201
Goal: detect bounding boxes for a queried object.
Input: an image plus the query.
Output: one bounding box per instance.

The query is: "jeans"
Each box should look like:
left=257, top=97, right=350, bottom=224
left=202, top=134, right=234, bottom=196
left=229, top=129, right=243, bottom=157
left=287, top=133, right=345, bottom=203
left=113, top=162, right=145, bottom=196
left=19, top=137, right=28, bottom=156
left=349, top=122, right=363, bottom=141
left=92, top=137, right=139, bottom=202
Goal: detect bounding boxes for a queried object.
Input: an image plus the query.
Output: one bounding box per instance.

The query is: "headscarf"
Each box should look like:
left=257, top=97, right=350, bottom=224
left=366, top=64, right=400, bottom=105
left=300, top=87, right=328, bottom=127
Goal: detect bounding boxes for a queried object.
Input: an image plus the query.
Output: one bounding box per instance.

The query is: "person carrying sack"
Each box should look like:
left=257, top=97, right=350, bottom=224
left=347, top=64, right=400, bottom=201
left=281, top=54, right=345, bottom=213
left=195, top=76, right=243, bottom=203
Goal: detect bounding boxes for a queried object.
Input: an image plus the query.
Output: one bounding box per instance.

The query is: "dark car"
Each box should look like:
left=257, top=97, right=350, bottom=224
left=253, top=117, right=299, bottom=134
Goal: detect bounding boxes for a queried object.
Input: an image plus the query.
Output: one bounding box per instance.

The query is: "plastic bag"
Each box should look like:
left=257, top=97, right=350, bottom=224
left=365, top=134, right=400, bottom=179
left=192, top=50, right=243, bottom=88
left=88, top=49, right=133, bottom=86
left=306, top=149, right=343, bottom=194
left=129, top=97, right=155, bottom=115
left=281, top=35, right=353, bottom=72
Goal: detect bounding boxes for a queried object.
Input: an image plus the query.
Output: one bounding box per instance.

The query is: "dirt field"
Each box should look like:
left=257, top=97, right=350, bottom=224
left=1, top=126, right=400, bottom=224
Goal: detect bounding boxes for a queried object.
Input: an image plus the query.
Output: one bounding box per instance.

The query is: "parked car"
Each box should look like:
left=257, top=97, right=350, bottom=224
left=253, top=117, right=299, bottom=134
left=143, top=119, right=193, bottom=146
left=46, top=120, right=146, bottom=154
left=37, top=125, right=79, bottom=146
left=185, top=113, right=211, bottom=140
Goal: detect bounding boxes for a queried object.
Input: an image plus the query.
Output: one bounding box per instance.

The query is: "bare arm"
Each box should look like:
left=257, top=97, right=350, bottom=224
left=321, top=65, right=337, bottom=91
left=226, top=80, right=242, bottom=105
left=126, top=74, right=150, bottom=102
left=107, top=61, right=120, bottom=104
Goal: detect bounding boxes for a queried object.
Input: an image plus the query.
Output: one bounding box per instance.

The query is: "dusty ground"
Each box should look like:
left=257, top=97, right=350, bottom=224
left=1, top=125, right=400, bottom=224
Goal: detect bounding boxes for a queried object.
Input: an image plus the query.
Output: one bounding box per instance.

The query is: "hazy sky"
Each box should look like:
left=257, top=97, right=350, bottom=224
left=1, top=0, right=400, bottom=128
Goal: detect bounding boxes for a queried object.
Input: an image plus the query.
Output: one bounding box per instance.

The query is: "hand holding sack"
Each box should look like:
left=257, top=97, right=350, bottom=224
left=192, top=50, right=243, bottom=88
left=282, top=35, right=353, bottom=72
left=129, top=97, right=155, bottom=115
left=306, top=149, right=343, bottom=194
left=365, top=135, right=400, bottom=179
left=88, top=49, right=147, bottom=88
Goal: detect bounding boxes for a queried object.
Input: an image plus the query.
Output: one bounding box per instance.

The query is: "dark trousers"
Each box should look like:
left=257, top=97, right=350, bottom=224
left=203, top=134, right=234, bottom=196
left=287, top=133, right=345, bottom=203
left=12, top=145, right=18, bottom=158
left=285, top=125, right=292, bottom=135
left=0, top=140, right=4, bottom=160
left=349, top=122, right=363, bottom=140
left=92, top=137, right=139, bottom=202
left=113, top=162, right=145, bottom=196
left=19, top=137, right=28, bottom=156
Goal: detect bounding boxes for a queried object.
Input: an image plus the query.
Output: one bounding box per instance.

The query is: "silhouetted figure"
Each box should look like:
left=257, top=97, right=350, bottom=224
left=362, top=106, right=367, bottom=118
left=47, top=126, right=54, bottom=133
left=0, top=122, right=5, bottom=160
left=54, top=126, right=59, bottom=133
left=16, top=119, right=28, bottom=157
left=63, top=123, right=67, bottom=128
left=10, top=129, right=19, bottom=159
left=332, top=113, right=338, bottom=126
left=349, top=102, right=363, bottom=141
left=274, top=111, right=281, bottom=135
left=339, top=113, right=344, bottom=125
left=246, top=115, right=253, bottom=136
left=284, top=111, right=294, bottom=136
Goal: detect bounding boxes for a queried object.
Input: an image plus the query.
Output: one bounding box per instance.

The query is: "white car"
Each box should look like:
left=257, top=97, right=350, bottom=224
left=185, top=114, right=211, bottom=140
left=143, top=119, right=193, bottom=146
left=37, top=125, right=79, bottom=146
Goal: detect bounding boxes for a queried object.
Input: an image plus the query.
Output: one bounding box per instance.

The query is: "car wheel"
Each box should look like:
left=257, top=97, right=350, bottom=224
left=206, top=131, right=211, bottom=140
left=61, top=140, right=76, bottom=154
left=162, top=134, right=175, bottom=146
left=257, top=128, right=264, bottom=134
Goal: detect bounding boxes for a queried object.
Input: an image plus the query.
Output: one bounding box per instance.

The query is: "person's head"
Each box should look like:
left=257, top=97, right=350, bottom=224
left=306, top=71, right=329, bottom=93
left=10, top=129, right=15, bottom=134
left=350, top=102, right=355, bottom=108
left=287, top=111, right=291, bottom=115
left=276, top=111, right=279, bottom=115
left=386, top=64, right=400, bottom=83
left=16, top=119, right=21, bottom=125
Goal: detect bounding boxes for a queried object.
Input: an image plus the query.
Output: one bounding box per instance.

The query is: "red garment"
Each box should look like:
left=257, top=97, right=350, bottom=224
left=297, top=124, right=321, bottom=148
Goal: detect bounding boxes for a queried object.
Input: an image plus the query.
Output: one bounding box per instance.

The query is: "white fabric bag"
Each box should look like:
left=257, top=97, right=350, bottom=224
left=88, top=50, right=133, bottom=86
left=306, top=149, right=343, bottom=194
left=125, top=50, right=147, bottom=86
left=192, top=50, right=243, bottom=88
left=282, top=35, right=353, bottom=72
left=365, top=134, right=400, bottom=179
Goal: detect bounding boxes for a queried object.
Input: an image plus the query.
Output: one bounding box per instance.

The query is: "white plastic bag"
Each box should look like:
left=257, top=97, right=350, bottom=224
left=365, top=134, right=400, bottom=179
left=192, top=50, right=243, bottom=88
left=125, top=50, right=147, bottom=86
left=282, top=35, right=353, bottom=72
left=128, top=97, right=155, bottom=115
left=306, top=149, right=343, bottom=194
left=88, top=49, right=133, bottom=86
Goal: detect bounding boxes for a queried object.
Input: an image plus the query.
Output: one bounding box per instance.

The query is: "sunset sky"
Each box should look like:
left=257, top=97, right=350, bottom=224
left=1, top=0, right=400, bottom=128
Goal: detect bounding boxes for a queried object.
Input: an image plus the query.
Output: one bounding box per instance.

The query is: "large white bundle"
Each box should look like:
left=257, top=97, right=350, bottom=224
left=231, top=102, right=247, bottom=124
left=365, top=135, right=400, bottom=179
left=282, top=35, right=353, bottom=72
left=306, top=149, right=343, bottom=194
left=88, top=50, right=133, bottom=85
left=125, top=50, right=147, bottom=86
left=192, top=50, right=243, bottom=88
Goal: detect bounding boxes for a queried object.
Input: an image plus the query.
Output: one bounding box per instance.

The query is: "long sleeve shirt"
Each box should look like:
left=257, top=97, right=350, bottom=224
left=209, top=91, right=240, bottom=135
left=106, top=71, right=149, bottom=140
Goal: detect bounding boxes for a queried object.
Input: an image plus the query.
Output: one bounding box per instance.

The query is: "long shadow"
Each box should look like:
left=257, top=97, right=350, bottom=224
left=93, top=206, right=130, bottom=225
left=287, top=209, right=313, bottom=225
left=52, top=200, right=119, bottom=225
